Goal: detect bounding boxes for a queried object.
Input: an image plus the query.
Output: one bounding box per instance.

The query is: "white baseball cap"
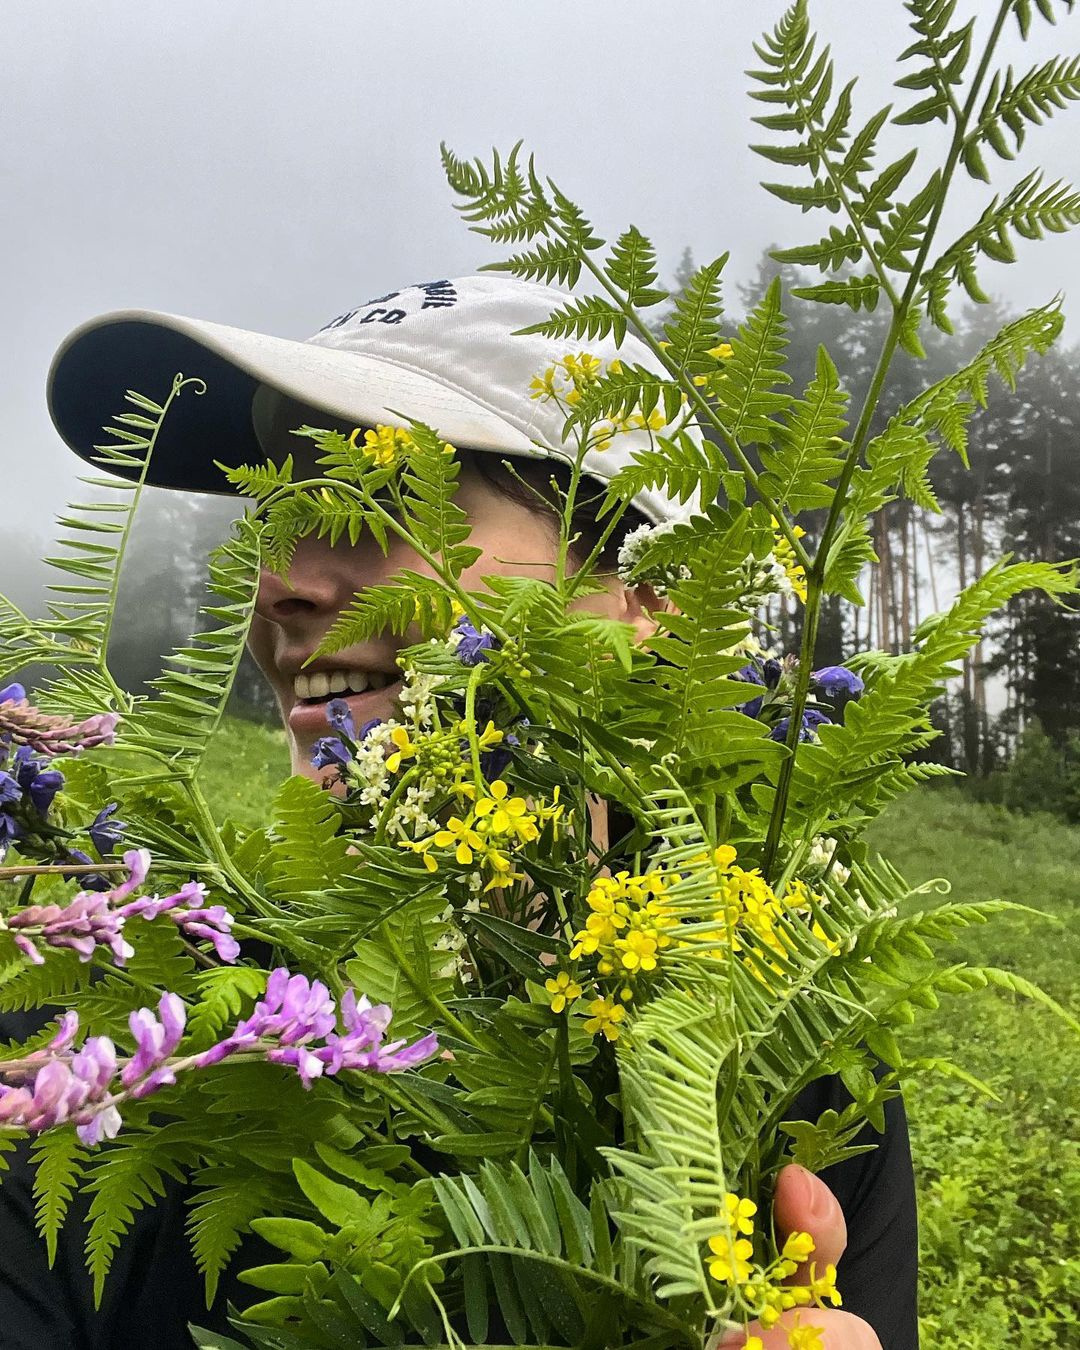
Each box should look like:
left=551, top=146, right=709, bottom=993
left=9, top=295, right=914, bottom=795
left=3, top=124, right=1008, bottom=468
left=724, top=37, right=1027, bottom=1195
left=47, top=274, right=699, bottom=525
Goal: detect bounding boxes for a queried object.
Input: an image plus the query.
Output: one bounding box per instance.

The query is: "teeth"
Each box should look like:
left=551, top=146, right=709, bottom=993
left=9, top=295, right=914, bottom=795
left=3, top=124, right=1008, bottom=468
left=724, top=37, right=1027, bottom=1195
left=292, top=668, right=395, bottom=701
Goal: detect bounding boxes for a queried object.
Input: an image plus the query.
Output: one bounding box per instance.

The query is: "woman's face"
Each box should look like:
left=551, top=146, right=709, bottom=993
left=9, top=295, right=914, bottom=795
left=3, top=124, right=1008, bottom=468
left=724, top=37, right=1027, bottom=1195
left=249, top=463, right=651, bottom=778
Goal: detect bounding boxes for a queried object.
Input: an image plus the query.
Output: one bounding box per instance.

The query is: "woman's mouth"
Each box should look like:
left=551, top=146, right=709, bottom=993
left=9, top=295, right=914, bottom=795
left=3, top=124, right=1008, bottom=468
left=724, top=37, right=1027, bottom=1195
left=286, top=666, right=404, bottom=739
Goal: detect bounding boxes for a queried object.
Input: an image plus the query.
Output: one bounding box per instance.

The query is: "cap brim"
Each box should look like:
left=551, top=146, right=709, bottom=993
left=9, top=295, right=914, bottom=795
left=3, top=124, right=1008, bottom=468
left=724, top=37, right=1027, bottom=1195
left=47, top=309, right=540, bottom=493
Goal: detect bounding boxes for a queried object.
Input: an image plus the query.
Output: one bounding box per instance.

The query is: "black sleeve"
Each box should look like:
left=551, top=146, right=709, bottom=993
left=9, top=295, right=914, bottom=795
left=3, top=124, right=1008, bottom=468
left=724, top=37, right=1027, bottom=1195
left=0, top=1008, right=241, bottom=1350
left=790, top=1073, right=920, bottom=1350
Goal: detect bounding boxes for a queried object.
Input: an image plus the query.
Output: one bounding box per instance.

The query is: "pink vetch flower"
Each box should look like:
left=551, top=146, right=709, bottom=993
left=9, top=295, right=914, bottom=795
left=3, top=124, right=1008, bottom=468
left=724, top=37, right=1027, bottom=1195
left=121, top=994, right=186, bottom=1098
left=193, top=969, right=440, bottom=1089
left=118, top=879, right=240, bottom=964
left=5, top=849, right=239, bottom=968
left=0, top=687, right=120, bottom=758
left=0, top=1033, right=122, bottom=1146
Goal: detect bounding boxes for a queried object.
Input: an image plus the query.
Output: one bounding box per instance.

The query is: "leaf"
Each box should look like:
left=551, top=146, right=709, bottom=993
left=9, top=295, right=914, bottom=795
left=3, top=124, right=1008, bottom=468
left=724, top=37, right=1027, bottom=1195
left=661, top=254, right=729, bottom=377
left=790, top=274, right=881, bottom=311
left=31, top=1129, right=89, bottom=1266
left=710, top=277, right=792, bottom=447
left=604, top=226, right=669, bottom=309
left=758, top=345, right=849, bottom=512
left=188, top=1178, right=278, bottom=1306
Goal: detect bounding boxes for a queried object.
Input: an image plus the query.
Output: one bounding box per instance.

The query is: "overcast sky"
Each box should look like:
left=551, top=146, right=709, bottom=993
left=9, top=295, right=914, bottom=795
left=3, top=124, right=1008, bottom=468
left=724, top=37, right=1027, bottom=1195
left=4, top=0, right=1078, bottom=575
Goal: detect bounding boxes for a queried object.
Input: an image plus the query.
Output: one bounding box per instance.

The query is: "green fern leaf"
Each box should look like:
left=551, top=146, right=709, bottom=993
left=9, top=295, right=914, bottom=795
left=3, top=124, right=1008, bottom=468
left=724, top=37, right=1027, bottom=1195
left=661, top=254, right=729, bottom=378
left=963, top=56, right=1080, bottom=182
left=711, top=277, right=793, bottom=448
left=117, top=516, right=261, bottom=774
left=188, top=1177, right=279, bottom=1306
left=31, top=1129, right=89, bottom=1266
left=514, top=293, right=627, bottom=344
left=758, top=345, right=849, bottom=512
left=604, top=226, right=668, bottom=310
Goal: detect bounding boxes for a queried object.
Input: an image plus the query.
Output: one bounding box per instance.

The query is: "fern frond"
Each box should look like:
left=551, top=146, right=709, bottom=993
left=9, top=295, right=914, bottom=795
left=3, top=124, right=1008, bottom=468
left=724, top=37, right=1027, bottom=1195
left=758, top=345, right=849, bottom=512
left=188, top=1175, right=279, bottom=1305
left=604, top=226, right=668, bottom=310
left=962, top=55, right=1080, bottom=181
left=894, top=0, right=974, bottom=127
left=661, top=254, right=729, bottom=378
left=115, top=515, right=261, bottom=773
left=710, top=277, right=793, bottom=446
left=514, top=293, right=628, bottom=344
left=314, top=571, right=455, bottom=656
left=922, top=172, right=1080, bottom=329
left=31, top=1129, right=89, bottom=1266
left=398, top=425, right=483, bottom=578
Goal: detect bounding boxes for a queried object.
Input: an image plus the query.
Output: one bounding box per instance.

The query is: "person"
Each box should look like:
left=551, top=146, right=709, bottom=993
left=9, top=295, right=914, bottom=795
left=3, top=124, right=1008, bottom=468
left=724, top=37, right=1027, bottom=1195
left=0, top=276, right=917, bottom=1348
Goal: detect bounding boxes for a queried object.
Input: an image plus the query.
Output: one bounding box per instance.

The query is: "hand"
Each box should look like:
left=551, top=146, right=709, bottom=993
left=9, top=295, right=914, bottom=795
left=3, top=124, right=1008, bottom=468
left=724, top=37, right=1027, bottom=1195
left=710, top=1165, right=882, bottom=1349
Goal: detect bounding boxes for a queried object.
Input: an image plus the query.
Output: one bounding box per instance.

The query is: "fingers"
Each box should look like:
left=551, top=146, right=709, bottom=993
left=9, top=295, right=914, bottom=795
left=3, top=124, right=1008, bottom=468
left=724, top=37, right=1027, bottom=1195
left=711, top=1307, right=883, bottom=1349
left=772, top=1164, right=848, bottom=1283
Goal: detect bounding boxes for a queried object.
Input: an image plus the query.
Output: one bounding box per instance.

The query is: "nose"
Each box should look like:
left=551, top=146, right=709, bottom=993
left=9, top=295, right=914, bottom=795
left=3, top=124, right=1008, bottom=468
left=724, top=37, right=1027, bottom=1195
left=254, top=539, right=353, bottom=625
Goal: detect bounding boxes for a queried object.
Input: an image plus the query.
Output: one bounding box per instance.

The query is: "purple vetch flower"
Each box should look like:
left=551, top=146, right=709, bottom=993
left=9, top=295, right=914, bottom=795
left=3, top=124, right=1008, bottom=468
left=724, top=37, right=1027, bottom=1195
left=451, top=615, right=498, bottom=667
left=325, top=698, right=356, bottom=740
left=762, top=658, right=782, bottom=689
left=0, top=1034, right=122, bottom=1145
left=8, top=891, right=133, bottom=966
left=0, top=690, right=120, bottom=757
left=0, top=770, right=22, bottom=842
left=733, top=664, right=765, bottom=719
left=811, top=665, right=865, bottom=698
left=59, top=850, right=112, bottom=892
left=121, top=993, right=186, bottom=1097
left=118, top=880, right=239, bottom=964
left=311, top=736, right=352, bottom=771
left=13, top=748, right=64, bottom=816
left=769, top=709, right=832, bottom=743
left=89, top=803, right=126, bottom=855
left=320, top=990, right=439, bottom=1074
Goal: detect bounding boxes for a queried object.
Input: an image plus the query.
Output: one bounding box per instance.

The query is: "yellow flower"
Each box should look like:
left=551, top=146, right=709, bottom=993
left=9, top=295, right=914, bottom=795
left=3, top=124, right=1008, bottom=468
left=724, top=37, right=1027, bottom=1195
left=545, top=971, right=583, bottom=1013
left=529, top=366, right=560, bottom=401
left=725, top=1193, right=758, bottom=1236
left=350, top=424, right=413, bottom=467
left=808, top=1262, right=842, bottom=1308
left=781, top=1230, right=816, bottom=1265
left=385, top=725, right=418, bottom=774
left=706, top=1234, right=754, bottom=1284
left=582, top=996, right=626, bottom=1042
left=474, top=779, right=532, bottom=836
left=743, top=1339, right=765, bottom=1350
left=398, top=838, right=439, bottom=873
left=433, top=815, right=484, bottom=866
left=708, top=342, right=734, bottom=360
left=785, top=1319, right=826, bottom=1350
left=615, top=928, right=659, bottom=972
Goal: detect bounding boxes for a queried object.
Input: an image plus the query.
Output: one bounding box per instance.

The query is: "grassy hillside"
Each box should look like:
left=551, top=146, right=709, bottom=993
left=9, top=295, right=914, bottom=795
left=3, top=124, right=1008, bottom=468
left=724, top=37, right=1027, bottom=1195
left=200, top=719, right=1079, bottom=1347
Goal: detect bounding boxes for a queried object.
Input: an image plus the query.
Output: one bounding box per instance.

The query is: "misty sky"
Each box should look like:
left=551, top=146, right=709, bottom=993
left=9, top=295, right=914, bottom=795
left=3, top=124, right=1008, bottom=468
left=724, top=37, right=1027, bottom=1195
left=4, top=0, right=1078, bottom=584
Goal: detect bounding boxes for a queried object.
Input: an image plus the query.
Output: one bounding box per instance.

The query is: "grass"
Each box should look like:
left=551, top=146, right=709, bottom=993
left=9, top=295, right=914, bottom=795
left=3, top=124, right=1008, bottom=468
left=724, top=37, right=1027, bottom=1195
left=199, top=719, right=1079, bottom=1347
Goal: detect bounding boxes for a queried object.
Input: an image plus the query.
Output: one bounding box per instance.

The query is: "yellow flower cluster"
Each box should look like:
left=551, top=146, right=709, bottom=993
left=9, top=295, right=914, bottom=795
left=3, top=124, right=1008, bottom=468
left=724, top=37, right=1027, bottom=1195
left=771, top=518, right=808, bottom=604
left=707, top=1192, right=839, bottom=1348
left=528, top=351, right=671, bottom=453
left=704, top=847, right=838, bottom=983
left=349, top=424, right=415, bottom=467
left=529, top=351, right=604, bottom=406
left=569, top=870, right=675, bottom=986
left=406, top=777, right=562, bottom=892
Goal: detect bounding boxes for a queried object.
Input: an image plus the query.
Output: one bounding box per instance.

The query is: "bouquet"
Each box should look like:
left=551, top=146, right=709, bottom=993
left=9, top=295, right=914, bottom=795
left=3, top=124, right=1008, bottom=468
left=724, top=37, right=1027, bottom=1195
left=3, top=3, right=1079, bottom=1346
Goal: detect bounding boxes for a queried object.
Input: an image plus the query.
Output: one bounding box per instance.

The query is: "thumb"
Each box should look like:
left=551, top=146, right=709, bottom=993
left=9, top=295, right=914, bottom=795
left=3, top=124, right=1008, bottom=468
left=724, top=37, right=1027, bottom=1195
left=772, top=1163, right=847, bottom=1283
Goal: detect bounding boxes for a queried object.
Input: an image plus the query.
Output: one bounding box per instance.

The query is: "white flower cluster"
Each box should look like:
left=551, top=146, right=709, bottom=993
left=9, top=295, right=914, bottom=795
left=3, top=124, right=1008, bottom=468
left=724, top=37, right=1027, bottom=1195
left=433, top=896, right=481, bottom=982
left=342, top=665, right=443, bottom=837
left=737, top=552, right=799, bottom=610
left=615, top=521, right=690, bottom=596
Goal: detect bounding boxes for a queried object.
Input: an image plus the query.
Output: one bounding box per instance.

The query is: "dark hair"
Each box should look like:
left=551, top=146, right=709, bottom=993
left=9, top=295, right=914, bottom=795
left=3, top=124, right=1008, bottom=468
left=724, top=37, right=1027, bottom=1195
left=462, top=449, right=648, bottom=571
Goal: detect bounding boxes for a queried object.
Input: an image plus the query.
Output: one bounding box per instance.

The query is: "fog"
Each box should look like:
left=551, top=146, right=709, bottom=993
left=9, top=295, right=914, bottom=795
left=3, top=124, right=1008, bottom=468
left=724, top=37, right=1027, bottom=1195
left=3, top=0, right=1078, bottom=604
